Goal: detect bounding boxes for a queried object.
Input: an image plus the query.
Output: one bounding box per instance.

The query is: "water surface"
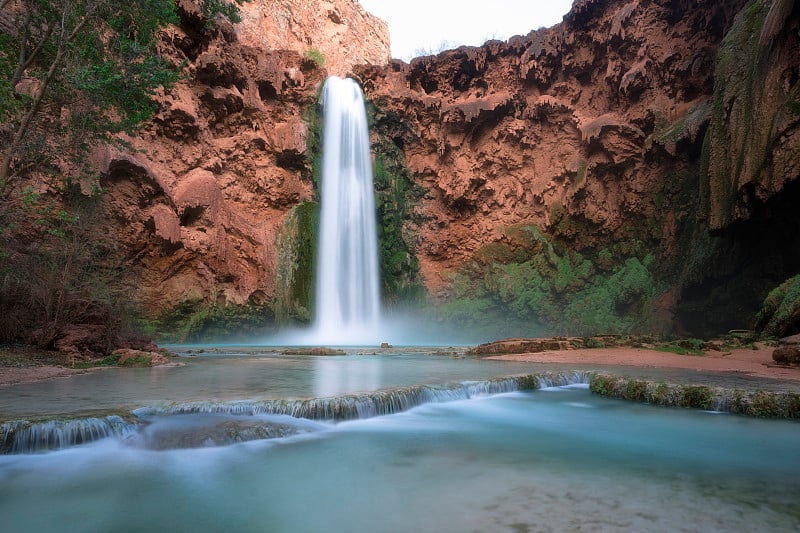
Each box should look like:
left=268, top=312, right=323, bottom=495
left=1, top=386, right=798, bottom=532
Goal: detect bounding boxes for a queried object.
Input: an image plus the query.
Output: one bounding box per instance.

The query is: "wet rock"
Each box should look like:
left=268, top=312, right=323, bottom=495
left=773, top=334, right=800, bottom=366
left=468, top=337, right=573, bottom=356
left=113, top=349, right=171, bottom=367
left=132, top=416, right=308, bottom=450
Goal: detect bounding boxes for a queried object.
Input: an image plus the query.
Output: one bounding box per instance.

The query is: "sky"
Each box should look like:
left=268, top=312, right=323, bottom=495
left=357, top=0, right=575, bottom=61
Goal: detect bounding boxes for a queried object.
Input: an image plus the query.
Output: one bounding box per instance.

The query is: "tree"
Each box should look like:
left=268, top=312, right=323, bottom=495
left=0, top=0, right=244, bottom=353
left=0, top=0, right=181, bottom=190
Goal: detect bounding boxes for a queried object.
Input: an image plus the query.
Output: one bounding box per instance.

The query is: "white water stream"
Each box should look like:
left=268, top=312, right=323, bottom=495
left=311, top=76, right=382, bottom=345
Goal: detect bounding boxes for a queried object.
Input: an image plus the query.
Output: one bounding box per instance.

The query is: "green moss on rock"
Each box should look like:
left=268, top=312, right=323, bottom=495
left=435, top=225, right=657, bottom=336
left=370, top=115, right=426, bottom=306
left=143, top=299, right=275, bottom=343
left=589, top=374, right=800, bottom=419
left=755, top=274, right=800, bottom=338
left=274, top=202, right=318, bottom=324
left=707, top=0, right=799, bottom=230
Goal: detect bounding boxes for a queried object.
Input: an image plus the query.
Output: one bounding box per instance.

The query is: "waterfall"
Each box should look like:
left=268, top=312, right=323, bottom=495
left=1, top=416, right=137, bottom=454
left=312, top=76, right=381, bottom=345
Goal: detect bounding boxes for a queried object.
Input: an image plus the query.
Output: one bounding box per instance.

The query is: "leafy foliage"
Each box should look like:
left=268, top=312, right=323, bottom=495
left=755, top=274, right=800, bottom=338
left=0, top=0, right=245, bottom=352
left=201, top=0, right=246, bottom=24
left=304, top=48, right=325, bottom=67
left=0, top=0, right=182, bottom=187
left=372, top=139, right=426, bottom=304
left=434, top=225, right=657, bottom=336
left=0, top=183, right=135, bottom=349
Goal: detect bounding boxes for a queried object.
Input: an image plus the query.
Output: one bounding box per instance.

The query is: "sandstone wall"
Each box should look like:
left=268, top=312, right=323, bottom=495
left=236, top=0, right=390, bottom=76
left=355, top=0, right=750, bottom=299
left=96, top=0, right=387, bottom=316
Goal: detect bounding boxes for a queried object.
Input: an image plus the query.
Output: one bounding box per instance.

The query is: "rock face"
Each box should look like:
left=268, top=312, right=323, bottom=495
left=236, top=0, right=390, bottom=76
left=353, top=0, right=800, bottom=335
left=94, top=0, right=799, bottom=338
left=95, top=0, right=387, bottom=317
left=708, top=0, right=800, bottom=230
left=355, top=0, right=751, bottom=298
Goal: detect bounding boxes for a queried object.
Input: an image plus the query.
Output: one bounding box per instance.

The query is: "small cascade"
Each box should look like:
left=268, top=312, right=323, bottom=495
left=1, top=416, right=137, bottom=454
left=133, top=372, right=594, bottom=421
left=0, top=372, right=595, bottom=454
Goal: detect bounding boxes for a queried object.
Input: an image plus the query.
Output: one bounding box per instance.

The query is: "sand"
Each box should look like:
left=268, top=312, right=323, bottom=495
left=2, top=345, right=799, bottom=389
left=487, top=346, right=800, bottom=382
left=0, top=366, right=97, bottom=387
left=0, top=346, right=101, bottom=387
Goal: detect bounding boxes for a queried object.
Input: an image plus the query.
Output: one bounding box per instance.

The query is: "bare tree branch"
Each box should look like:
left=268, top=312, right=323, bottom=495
left=1, top=3, right=94, bottom=187
left=11, top=10, right=54, bottom=88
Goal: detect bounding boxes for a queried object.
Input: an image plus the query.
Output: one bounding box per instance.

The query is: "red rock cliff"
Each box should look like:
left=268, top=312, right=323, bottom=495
left=96, top=0, right=388, bottom=316
left=236, top=0, right=390, bottom=76
left=99, top=0, right=800, bottom=337
left=354, top=0, right=762, bottom=297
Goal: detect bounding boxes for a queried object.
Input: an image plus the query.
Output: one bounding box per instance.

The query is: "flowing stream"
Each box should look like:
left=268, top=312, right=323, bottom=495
left=1, top=376, right=799, bottom=532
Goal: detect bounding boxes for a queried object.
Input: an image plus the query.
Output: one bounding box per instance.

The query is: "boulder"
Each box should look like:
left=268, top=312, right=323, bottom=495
left=773, top=334, right=800, bottom=365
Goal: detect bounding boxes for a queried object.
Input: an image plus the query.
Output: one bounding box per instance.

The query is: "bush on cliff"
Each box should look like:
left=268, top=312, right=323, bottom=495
left=434, top=225, right=657, bottom=336
left=755, top=274, right=800, bottom=338
left=0, top=0, right=244, bottom=355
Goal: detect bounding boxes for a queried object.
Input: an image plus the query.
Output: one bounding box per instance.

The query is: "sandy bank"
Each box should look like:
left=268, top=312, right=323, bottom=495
left=0, top=366, right=100, bottom=387
left=0, top=346, right=104, bottom=387
left=488, top=347, right=800, bottom=382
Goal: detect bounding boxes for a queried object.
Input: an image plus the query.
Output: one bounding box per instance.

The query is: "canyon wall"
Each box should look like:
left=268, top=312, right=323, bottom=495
left=235, top=0, right=390, bottom=76
left=91, top=0, right=388, bottom=335
left=355, top=0, right=800, bottom=336
left=96, top=0, right=799, bottom=339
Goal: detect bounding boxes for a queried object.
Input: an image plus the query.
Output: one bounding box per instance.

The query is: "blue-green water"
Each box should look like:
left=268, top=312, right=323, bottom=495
left=1, top=349, right=800, bottom=531
left=0, top=349, right=557, bottom=418
left=1, top=387, right=799, bottom=532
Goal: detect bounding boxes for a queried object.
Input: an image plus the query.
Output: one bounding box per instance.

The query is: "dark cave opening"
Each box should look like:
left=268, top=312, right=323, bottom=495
left=677, top=178, right=800, bottom=337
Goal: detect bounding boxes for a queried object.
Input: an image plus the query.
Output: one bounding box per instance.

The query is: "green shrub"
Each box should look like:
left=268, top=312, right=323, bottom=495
left=305, top=48, right=326, bottom=67
left=623, top=380, right=648, bottom=401
left=654, top=338, right=704, bottom=355
left=747, top=390, right=781, bottom=418
left=680, top=386, right=713, bottom=409
left=589, top=374, right=617, bottom=396
left=755, top=274, right=800, bottom=337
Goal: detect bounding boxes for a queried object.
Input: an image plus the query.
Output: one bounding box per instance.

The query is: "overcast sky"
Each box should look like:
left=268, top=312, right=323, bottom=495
left=357, top=0, right=575, bottom=61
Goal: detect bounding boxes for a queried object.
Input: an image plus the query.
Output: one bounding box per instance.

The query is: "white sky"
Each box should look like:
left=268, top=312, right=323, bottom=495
left=357, top=0, right=575, bottom=61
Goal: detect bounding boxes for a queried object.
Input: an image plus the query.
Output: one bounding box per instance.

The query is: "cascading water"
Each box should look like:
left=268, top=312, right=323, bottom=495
left=312, top=76, right=381, bottom=344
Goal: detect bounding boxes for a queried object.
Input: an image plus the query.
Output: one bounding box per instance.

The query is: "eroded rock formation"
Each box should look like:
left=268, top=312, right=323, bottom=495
left=355, top=0, right=800, bottom=335
left=93, top=0, right=799, bottom=338
left=356, top=0, right=751, bottom=297
left=95, top=0, right=388, bottom=319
